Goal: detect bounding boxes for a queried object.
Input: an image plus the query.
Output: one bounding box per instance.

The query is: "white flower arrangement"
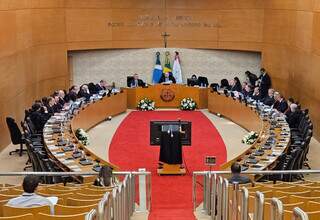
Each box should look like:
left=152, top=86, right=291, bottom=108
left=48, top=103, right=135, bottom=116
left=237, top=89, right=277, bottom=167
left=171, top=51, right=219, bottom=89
left=75, top=128, right=90, bottom=146
left=242, top=131, right=258, bottom=144
left=180, top=98, right=197, bottom=110
left=137, top=98, right=155, bottom=111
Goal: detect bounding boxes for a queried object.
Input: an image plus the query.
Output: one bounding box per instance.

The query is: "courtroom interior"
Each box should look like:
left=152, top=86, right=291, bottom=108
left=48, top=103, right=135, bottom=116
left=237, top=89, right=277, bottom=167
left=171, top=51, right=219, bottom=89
left=1, top=1, right=320, bottom=220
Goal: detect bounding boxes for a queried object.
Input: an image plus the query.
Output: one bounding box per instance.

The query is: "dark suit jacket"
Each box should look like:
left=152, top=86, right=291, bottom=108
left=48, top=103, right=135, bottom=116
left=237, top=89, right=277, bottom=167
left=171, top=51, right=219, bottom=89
left=259, top=73, right=271, bottom=98
left=231, top=84, right=242, bottom=92
left=129, top=79, right=145, bottom=87
left=262, top=96, right=275, bottom=106
left=242, top=90, right=253, bottom=98
left=273, top=99, right=288, bottom=113
left=252, top=93, right=261, bottom=101
left=78, top=90, right=91, bottom=100
left=95, top=84, right=106, bottom=92
left=66, top=91, right=78, bottom=102
left=159, top=75, right=176, bottom=84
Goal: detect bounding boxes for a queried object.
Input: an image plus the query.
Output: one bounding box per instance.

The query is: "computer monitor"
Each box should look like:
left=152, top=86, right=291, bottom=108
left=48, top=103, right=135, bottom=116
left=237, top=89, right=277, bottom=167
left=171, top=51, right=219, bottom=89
left=150, top=121, right=192, bottom=146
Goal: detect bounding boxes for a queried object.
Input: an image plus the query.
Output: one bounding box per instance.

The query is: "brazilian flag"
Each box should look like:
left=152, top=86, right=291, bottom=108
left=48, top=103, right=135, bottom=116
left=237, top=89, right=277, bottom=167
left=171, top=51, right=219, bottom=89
left=163, top=51, right=172, bottom=73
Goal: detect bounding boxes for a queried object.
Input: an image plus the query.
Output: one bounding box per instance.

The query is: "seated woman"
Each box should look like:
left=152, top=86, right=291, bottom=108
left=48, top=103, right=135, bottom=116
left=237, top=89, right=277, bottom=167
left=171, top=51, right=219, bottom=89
left=158, top=72, right=176, bottom=84
left=220, top=78, right=230, bottom=90
left=93, top=166, right=116, bottom=187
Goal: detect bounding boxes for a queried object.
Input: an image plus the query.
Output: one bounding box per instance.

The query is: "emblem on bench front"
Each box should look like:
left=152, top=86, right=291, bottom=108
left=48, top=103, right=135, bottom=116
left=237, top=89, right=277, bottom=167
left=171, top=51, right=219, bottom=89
left=160, top=89, right=175, bottom=102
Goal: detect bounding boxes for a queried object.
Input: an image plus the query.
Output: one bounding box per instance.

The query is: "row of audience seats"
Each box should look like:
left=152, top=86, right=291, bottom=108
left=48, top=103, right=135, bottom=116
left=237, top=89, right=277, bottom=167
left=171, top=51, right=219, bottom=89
left=230, top=181, right=320, bottom=219
left=0, top=182, right=115, bottom=219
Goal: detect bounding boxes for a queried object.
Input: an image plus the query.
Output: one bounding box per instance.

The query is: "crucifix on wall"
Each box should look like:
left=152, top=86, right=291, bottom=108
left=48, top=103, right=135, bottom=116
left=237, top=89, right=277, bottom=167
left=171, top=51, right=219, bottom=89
left=161, top=32, right=170, bottom=48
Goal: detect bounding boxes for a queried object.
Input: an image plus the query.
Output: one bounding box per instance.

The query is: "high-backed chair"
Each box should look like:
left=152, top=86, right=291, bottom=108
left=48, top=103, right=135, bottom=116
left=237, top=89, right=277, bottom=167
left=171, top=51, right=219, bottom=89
left=0, top=214, right=34, bottom=220
left=2, top=205, right=50, bottom=217
left=66, top=198, right=101, bottom=206
left=5, top=117, right=26, bottom=156
left=36, top=212, right=88, bottom=220
left=55, top=204, right=97, bottom=215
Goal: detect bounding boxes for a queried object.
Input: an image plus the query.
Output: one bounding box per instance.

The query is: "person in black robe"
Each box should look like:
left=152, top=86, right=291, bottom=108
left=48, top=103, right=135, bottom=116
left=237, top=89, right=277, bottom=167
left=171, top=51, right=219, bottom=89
left=78, top=84, right=92, bottom=100
left=129, top=74, right=145, bottom=87
left=258, top=68, right=271, bottom=98
left=251, top=87, right=261, bottom=101
left=245, top=71, right=258, bottom=86
left=273, top=92, right=288, bottom=113
left=65, top=85, right=79, bottom=102
left=159, top=125, right=182, bottom=165
left=159, top=72, right=176, bottom=84
left=95, top=80, right=107, bottom=92
left=230, top=77, right=242, bottom=92
left=262, top=89, right=275, bottom=106
left=220, top=79, right=230, bottom=90
left=242, top=84, right=253, bottom=98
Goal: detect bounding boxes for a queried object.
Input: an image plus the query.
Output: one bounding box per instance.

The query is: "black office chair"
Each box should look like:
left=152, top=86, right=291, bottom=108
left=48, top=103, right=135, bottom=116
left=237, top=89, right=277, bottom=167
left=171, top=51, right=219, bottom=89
left=6, top=117, right=27, bottom=156
left=127, top=76, right=134, bottom=87
left=198, top=76, right=209, bottom=87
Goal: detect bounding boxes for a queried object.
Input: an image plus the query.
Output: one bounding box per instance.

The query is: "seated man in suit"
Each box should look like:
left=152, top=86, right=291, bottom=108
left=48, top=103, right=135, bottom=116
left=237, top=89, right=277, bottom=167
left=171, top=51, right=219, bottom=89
left=96, top=80, right=107, bottom=92
left=65, top=85, right=79, bottom=102
left=78, top=84, right=92, bottom=100
left=228, top=162, right=251, bottom=184
left=7, top=175, right=56, bottom=214
left=262, top=88, right=275, bottom=106
left=242, top=84, right=253, bottom=98
left=251, top=87, right=261, bottom=101
left=273, top=92, right=288, bottom=113
left=159, top=72, right=176, bottom=84
left=129, top=74, right=145, bottom=87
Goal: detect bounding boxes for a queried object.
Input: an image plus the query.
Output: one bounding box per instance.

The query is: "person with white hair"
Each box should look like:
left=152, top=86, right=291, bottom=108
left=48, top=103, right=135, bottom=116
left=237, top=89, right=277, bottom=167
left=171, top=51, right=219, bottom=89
left=286, top=103, right=302, bottom=128
left=273, top=92, right=288, bottom=113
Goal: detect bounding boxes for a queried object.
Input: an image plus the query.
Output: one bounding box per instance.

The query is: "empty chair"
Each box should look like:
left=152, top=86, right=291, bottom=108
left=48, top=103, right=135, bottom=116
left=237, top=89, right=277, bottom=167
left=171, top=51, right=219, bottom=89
left=6, top=117, right=26, bottom=156
left=66, top=198, right=101, bottom=206
left=69, top=193, right=104, bottom=200
left=55, top=204, right=97, bottom=215
left=0, top=214, right=33, bottom=220
left=36, top=212, right=88, bottom=220
left=2, top=205, right=50, bottom=217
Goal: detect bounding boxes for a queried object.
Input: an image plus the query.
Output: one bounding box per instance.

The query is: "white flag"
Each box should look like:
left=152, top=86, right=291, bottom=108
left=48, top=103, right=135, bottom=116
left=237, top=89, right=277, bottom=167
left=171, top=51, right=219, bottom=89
left=172, top=52, right=183, bottom=84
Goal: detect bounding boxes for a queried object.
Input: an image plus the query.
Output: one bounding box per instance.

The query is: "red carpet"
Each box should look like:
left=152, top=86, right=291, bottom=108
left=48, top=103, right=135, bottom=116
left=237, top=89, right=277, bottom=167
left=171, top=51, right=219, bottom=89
left=109, top=111, right=227, bottom=220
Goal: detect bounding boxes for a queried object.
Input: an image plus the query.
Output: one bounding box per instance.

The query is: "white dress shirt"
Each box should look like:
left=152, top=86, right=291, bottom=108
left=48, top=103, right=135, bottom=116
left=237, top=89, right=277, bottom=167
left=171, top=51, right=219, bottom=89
left=7, top=193, right=55, bottom=214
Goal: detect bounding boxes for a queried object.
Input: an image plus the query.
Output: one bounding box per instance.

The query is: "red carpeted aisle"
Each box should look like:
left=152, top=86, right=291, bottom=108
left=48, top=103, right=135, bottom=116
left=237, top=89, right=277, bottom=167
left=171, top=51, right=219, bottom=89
left=109, top=111, right=227, bottom=220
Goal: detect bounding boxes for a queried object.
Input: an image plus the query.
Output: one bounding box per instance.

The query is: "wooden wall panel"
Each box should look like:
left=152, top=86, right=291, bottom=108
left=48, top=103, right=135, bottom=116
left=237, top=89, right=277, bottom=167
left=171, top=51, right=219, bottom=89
left=32, top=9, right=66, bottom=45
left=1, top=0, right=320, bottom=149
left=66, top=9, right=112, bottom=42
left=261, top=2, right=320, bottom=140
left=0, top=11, right=16, bottom=58
left=219, top=9, right=264, bottom=43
